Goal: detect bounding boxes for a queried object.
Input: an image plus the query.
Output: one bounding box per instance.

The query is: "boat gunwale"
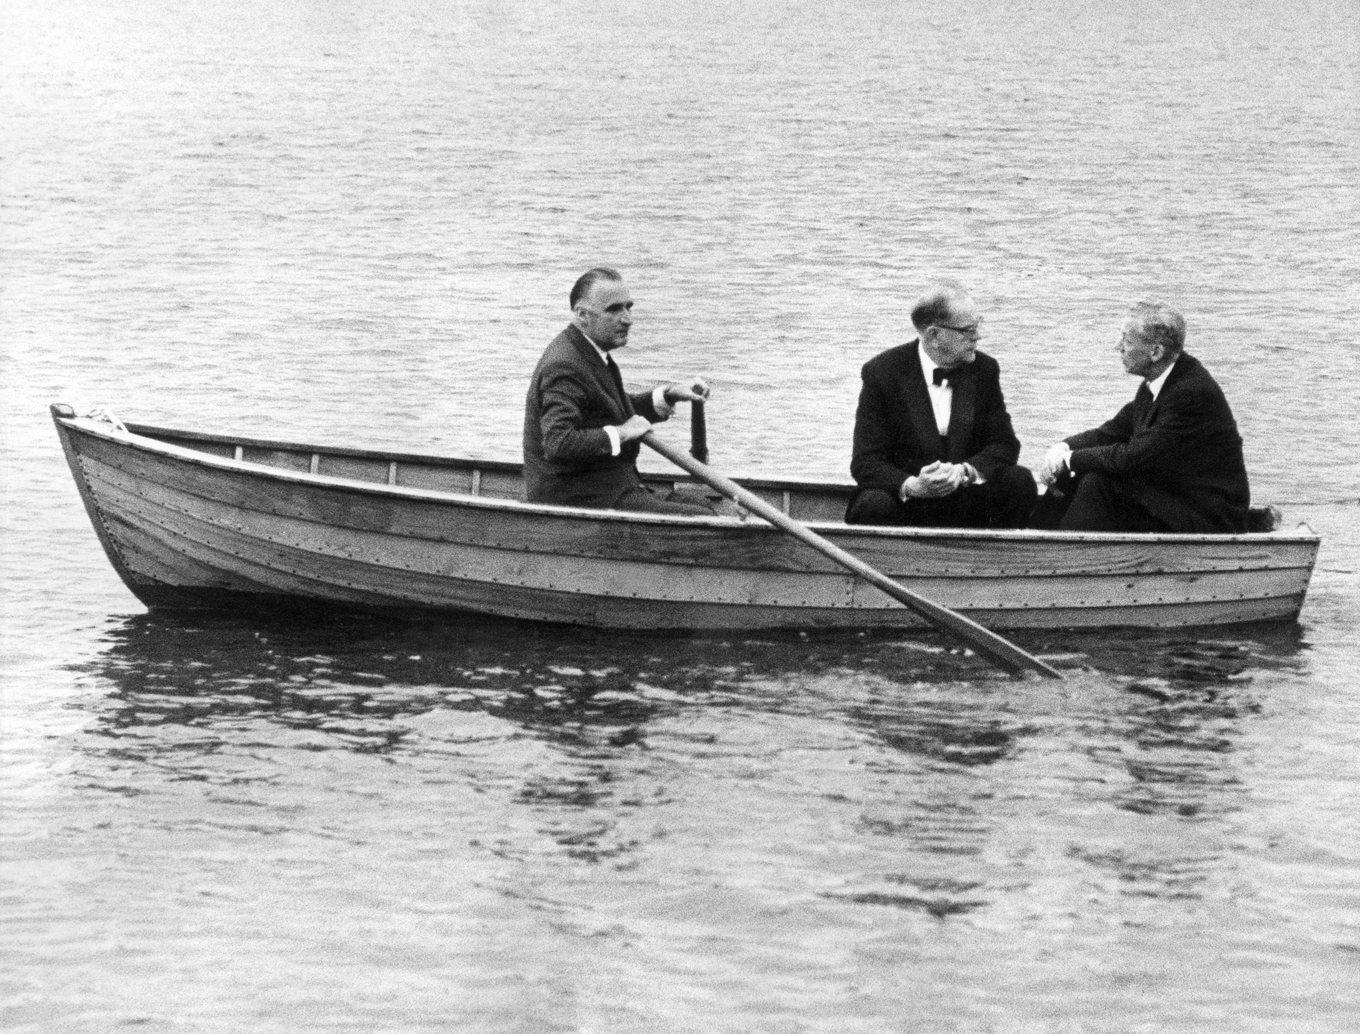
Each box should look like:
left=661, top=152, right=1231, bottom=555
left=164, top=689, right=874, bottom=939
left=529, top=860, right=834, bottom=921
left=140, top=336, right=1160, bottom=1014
left=54, top=410, right=1323, bottom=548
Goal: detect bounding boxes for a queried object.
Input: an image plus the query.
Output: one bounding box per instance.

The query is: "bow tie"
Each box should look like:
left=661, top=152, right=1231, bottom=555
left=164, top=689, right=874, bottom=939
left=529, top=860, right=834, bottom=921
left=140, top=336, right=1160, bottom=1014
left=932, top=366, right=962, bottom=386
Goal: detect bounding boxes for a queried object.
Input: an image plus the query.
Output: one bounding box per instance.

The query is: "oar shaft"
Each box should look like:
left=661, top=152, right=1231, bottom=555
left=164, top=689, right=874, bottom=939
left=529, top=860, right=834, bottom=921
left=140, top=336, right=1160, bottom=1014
left=642, top=433, right=1062, bottom=679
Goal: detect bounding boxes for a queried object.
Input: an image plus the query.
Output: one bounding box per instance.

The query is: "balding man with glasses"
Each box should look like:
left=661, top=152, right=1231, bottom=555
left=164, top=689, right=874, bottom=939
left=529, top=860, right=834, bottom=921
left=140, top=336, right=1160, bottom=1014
left=846, top=282, right=1037, bottom=528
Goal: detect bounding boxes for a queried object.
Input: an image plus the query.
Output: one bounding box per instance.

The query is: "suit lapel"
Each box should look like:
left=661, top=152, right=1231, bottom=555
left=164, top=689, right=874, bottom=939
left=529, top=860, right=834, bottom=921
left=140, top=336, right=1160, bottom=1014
left=946, top=366, right=976, bottom=461
left=903, top=342, right=947, bottom=461
left=568, top=326, right=633, bottom=419
left=1134, top=382, right=1154, bottom=429
left=1138, top=353, right=1194, bottom=429
left=604, top=355, right=633, bottom=416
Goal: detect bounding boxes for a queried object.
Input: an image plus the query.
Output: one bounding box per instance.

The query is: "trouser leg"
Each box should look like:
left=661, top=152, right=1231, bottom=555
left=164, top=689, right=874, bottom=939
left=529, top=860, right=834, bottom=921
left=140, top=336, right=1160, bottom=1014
left=848, top=468, right=1037, bottom=529
left=849, top=470, right=1037, bottom=529
left=1058, top=472, right=1168, bottom=532
left=845, top=488, right=905, bottom=525
left=978, top=465, right=1038, bottom=528
left=845, top=486, right=988, bottom=528
left=612, top=485, right=717, bottom=516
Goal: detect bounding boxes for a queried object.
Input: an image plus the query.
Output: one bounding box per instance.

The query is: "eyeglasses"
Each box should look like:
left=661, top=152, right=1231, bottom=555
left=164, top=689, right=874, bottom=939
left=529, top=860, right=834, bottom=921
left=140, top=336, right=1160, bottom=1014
left=936, top=319, right=982, bottom=340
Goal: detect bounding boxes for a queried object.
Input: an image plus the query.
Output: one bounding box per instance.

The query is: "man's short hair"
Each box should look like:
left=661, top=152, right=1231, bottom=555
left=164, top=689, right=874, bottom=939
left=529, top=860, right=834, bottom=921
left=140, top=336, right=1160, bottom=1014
left=1129, top=302, right=1186, bottom=356
left=910, top=281, right=968, bottom=332
left=569, top=267, right=623, bottom=310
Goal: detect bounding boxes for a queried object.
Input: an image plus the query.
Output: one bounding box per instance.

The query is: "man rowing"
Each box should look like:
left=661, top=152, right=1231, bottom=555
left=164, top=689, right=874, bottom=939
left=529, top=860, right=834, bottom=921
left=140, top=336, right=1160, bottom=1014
left=523, top=267, right=716, bottom=514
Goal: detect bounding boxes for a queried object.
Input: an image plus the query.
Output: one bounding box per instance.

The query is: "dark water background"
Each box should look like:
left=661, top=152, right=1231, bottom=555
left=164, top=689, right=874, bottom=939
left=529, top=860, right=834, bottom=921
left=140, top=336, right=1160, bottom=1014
left=3, top=0, right=1359, bottom=1029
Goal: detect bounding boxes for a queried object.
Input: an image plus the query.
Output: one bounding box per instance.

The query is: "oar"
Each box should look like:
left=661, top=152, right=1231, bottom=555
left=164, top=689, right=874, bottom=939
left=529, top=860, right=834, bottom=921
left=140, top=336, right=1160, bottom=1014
left=689, top=399, right=709, bottom=463
left=642, top=432, right=1063, bottom=680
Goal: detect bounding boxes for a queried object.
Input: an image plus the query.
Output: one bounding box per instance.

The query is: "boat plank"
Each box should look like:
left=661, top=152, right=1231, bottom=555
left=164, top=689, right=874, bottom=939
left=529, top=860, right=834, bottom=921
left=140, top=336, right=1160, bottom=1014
left=102, top=519, right=248, bottom=590
left=55, top=414, right=1319, bottom=631
left=241, top=447, right=312, bottom=472
left=89, top=474, right=861, bottom=608
left=395, top=464, right=478, bottom=494
left=102, top=499, right=877, bottom=625
left=76, top=442, right=864, bottom=573
left=316, top=454, right=391, bottom=484
left=97, top=505, right=1312, bottom=628
left=107, top=507, right=399, bottom=607
left=74, top=437, right=1317, bottom=578
left=86, top=464, right=1312, bottom=614
left=128, top=423, right=523, bottom=475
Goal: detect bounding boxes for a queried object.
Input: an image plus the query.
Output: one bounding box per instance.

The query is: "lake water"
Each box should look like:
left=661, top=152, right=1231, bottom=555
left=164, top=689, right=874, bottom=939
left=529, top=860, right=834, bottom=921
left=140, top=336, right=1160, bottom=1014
left=3, top=0, right=1359, bottom=1029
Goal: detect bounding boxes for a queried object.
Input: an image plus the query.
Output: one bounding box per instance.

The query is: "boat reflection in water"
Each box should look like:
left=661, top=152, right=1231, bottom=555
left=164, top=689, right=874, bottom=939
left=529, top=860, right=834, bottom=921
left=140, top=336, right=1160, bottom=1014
left=67, top=610, right=1306, bottom=914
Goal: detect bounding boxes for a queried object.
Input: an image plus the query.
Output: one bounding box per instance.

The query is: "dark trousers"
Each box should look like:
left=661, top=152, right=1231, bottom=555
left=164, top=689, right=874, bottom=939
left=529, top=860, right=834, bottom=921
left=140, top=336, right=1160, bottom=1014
left=1031, top=471, right=1170, bottom=532
left=846, top=465, right=1037, bottom=529
left=613, top=485, right=720, bottom=517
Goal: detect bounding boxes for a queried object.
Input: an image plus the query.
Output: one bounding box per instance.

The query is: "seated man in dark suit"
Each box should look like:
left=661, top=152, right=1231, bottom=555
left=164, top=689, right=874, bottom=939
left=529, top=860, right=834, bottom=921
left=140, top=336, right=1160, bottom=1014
left=1035, top=302, right=1250, bottom=532
left=523, top=266, right=715, bottom=514
left=847, top=282, right=1037, bottom=528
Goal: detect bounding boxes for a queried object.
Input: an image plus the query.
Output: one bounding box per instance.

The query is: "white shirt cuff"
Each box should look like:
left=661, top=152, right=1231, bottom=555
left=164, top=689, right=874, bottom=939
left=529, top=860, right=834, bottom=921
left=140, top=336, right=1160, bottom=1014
left=652, top=386, right=674, bottom=418
left=604, top=425, right=622, bottom=456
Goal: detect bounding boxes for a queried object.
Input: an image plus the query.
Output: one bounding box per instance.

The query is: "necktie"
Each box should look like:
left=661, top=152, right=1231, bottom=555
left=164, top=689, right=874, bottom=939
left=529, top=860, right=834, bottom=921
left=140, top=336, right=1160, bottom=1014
left=933, top=366, right=958, bottom=386
left=1135, top=382, right=1155, bottom=428
left=605, top=353, right=628, bottom=405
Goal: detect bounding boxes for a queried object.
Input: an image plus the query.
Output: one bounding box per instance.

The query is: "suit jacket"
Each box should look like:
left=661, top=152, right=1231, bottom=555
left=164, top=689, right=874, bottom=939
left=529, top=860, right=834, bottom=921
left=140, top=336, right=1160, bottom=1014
left=1065, top=352, right=1250, bottom=532
left=849, top=341, right=1022, bottom=499
left=523, top=324, right=670, bottom=506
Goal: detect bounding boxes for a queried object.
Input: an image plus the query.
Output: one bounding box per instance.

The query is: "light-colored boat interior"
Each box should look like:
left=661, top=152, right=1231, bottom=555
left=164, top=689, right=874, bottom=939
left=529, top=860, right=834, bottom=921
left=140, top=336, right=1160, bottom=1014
left=126, top=422, right=856, bottom=524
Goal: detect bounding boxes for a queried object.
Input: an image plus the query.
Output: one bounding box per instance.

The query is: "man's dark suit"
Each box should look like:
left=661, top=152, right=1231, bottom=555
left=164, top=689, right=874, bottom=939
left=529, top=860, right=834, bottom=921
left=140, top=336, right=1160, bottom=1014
left=523, top=324, right=673, bottom=507
left=847, top=341, right=1034, bottom=527
left=1058, top=352, right=1250, bottom=532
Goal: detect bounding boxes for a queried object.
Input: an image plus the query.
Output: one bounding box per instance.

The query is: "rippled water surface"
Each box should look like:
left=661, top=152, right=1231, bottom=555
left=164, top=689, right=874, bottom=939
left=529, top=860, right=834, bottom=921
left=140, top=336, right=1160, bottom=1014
left=3, top=0, right=1359, bottom=1030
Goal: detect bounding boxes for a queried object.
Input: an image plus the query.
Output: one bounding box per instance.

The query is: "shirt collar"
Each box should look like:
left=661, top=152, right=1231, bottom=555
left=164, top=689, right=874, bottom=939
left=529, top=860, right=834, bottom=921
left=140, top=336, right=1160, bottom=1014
left=578, top=328, right=610, bottom=364
left=1146, top=356, right=1178, bottom=399
left=917, top=340, right=949, bottom=388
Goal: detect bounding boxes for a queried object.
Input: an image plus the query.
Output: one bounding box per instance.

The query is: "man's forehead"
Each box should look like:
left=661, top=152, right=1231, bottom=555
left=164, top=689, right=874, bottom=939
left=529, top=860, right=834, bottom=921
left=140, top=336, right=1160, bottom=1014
left=587, top=280, right=633, bottom=308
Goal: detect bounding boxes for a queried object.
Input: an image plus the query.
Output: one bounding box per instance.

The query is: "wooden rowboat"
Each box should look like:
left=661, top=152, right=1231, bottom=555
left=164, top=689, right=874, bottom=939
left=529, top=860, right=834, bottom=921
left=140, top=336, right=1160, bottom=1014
left=51, top=403, right=1320, bottom=631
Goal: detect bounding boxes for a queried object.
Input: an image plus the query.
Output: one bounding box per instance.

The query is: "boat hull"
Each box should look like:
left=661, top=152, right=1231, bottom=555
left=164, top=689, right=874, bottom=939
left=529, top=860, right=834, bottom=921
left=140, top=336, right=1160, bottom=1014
left=53, top=407, right=1320, bottom=631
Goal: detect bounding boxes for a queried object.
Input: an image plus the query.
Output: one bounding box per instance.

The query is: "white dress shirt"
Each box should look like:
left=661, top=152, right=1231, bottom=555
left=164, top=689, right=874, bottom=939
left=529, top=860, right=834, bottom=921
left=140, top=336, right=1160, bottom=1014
left=581, top=332, right=672, bottom=455
left=898, top=347, right=981, bottom=500
left=1146, top=356, right=1177, bottom=400
left=918, top=344, right=954, bottom=437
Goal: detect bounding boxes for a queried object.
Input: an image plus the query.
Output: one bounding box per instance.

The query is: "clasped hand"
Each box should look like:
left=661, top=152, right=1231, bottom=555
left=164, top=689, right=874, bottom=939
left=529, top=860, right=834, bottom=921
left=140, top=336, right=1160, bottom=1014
left=1036, top=442, right=1071, bottom=485
left=905, top=461, right=969, bottom=498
